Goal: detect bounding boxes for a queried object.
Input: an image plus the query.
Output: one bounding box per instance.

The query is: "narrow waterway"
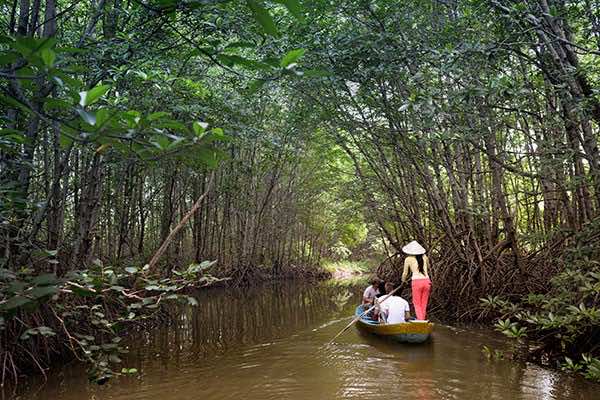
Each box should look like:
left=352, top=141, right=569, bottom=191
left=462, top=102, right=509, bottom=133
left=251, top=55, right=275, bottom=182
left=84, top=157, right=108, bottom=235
left=14, top=282, right=600, bottom=400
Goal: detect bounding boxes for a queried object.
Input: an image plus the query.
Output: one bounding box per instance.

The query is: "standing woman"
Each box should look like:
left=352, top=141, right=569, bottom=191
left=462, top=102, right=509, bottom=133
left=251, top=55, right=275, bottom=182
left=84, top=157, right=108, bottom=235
left=401, top=241, right=431, bottom=321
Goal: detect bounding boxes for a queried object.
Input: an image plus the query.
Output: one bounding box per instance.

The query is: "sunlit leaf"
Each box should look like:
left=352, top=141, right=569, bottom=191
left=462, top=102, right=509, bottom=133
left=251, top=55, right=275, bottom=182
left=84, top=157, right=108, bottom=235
left=193, top=121, right=208, bottom=137
left=79, top=85, right=110, bottom=107
left=280, top=48, right=305, bottom=67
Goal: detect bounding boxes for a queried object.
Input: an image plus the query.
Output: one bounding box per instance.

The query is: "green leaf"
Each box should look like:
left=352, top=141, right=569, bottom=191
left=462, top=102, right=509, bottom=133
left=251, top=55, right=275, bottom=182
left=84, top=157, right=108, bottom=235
left=193, top=121, right=208, bottom=137
left=7, top=281, right=27, bottom=294
left=210, top=128, right=231, bottom=142
left=29, top=286, right=59, bottom=299
left=273, top=0, right=303, bottom=20
left=280, top=48, right=305, bottom=67
left=156, top=0, right=177, bottom=10
left=13, top=37, right=39, bottom=55
left=197, top=147, right=219, bottom=168
left=79, top=84, right=110, bottom=107
left=156, top=120, right=187, bottom=131
left=36, top=37, right=57, bottom=52
left=246, top=0, right=279, bottom=37
left=2, top=296, right=30, bottom=311
left=77, top=108, right=96, bottom=125
left=200, top=260, right=217, bottom=269
left=95, top=109, right=111, bottom=127
left=31, top=273, right=58, bottom=286
left=40, top=48, right=56, bottom=67
left=0, top=129, right=27, bottom=145
left=0, top=94, right=28, bottom=111
left=148, top=112, right=170, bottom=121
left=150, top=135, right=170, bottom=150
left=262, top=57, right=281, bottom=68
left=59, top=132, right=74, bottom=148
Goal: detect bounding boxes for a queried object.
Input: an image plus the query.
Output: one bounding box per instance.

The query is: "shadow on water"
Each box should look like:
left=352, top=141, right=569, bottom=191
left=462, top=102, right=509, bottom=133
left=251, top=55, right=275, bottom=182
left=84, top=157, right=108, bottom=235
left=13, top=280, right=600, bottom=400
left=356, top=329, right=435, bottom=355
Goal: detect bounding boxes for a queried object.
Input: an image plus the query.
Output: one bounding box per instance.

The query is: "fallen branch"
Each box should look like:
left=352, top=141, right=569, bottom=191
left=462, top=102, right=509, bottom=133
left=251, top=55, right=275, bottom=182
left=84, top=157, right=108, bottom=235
left=146, top=172, right=215, bottom=274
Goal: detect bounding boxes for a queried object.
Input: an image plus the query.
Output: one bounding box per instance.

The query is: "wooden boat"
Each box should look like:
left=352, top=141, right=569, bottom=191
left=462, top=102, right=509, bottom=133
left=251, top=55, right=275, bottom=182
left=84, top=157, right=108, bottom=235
left=354, top=305, right=433, bottom=343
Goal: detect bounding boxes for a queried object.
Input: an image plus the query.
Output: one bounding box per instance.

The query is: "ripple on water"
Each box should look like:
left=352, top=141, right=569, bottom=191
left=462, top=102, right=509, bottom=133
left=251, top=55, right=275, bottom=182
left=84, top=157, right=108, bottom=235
left=13, top=282, right=600, bottom=400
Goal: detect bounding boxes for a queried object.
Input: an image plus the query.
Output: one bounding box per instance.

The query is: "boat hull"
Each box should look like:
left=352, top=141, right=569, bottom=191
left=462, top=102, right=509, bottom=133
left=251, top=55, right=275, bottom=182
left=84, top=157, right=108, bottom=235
left=354, top=306, right=433, bottom=343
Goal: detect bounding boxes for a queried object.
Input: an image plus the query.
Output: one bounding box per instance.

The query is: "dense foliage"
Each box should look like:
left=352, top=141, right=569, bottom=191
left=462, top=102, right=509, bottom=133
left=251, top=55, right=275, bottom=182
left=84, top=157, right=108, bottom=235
left=1, top=0, right=600, bottom=386
left=482, top=217, right=600, bottom=381
left=0, top=0, right=356, bottom=385
left=289, top=0, right=600, bottom=380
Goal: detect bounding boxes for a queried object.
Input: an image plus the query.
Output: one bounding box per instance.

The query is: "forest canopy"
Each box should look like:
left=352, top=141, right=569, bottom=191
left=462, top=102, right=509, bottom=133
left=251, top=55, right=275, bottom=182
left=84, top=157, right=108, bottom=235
left=1, top=0, right=600, bottom=385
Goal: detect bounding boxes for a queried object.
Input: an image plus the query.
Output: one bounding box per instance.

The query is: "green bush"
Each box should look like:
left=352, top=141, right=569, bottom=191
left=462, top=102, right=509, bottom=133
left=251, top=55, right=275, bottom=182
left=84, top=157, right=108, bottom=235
left=481, top=219, right=600, bottom=382
left=0, top=261, right=222, bottom=384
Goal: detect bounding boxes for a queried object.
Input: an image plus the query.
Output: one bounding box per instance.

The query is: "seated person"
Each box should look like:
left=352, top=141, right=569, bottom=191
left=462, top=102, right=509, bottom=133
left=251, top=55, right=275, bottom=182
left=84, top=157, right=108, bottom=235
left=376, top=282, right=411, bottom=324
left=362, top=277, right=381, bottom=305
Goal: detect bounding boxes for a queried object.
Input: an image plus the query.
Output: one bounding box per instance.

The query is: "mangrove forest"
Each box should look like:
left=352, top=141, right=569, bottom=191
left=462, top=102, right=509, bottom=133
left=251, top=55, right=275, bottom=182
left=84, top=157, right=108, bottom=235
left=1, top=0, right=600, bottom=398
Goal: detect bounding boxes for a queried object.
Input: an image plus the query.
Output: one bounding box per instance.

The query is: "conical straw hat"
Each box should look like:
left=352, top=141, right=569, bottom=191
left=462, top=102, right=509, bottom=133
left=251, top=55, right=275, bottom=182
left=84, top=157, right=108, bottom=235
left=402, top=240, right=426, bottom=255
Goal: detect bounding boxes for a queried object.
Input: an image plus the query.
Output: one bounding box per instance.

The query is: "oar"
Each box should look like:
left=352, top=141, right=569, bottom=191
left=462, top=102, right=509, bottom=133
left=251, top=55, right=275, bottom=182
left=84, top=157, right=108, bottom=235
left=328, top=284, right=403, bottom=344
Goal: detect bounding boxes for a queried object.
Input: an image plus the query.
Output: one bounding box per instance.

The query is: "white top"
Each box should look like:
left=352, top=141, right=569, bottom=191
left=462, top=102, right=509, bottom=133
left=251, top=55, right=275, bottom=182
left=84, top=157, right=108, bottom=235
left=377, top=295, right=410, bottom=324
left=363, top=285, right=379, bottom=301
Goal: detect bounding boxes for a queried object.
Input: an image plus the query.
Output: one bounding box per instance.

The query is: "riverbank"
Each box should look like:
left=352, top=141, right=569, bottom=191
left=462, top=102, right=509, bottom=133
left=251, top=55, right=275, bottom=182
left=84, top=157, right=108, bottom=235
left=5, top=249, right=598, bottom=390
left=321, top=259, right=377, bottom=281
left=0, top=258, right=338, bottom=388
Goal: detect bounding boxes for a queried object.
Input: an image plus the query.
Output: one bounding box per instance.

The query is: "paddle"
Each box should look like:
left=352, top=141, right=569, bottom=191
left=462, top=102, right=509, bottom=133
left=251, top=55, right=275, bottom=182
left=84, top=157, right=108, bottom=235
left=328, top=284, right=403, bottom=344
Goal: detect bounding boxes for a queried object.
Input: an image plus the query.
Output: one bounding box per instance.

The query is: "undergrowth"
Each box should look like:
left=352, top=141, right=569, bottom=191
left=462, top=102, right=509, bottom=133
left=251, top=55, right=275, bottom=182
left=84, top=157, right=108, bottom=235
left=0, top=260, right=223, bottom=386
left=480, top=218, right=600, bottom=382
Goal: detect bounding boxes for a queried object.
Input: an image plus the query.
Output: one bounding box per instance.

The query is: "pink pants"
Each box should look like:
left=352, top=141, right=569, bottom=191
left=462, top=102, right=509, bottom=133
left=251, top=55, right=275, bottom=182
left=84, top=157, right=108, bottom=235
left=412, top=278, right=431, bottom=320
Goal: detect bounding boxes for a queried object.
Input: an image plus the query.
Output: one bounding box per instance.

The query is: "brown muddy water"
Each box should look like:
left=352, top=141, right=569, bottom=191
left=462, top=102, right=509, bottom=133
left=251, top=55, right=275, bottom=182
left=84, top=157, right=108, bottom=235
left=13, top=281, right=600, bottom=400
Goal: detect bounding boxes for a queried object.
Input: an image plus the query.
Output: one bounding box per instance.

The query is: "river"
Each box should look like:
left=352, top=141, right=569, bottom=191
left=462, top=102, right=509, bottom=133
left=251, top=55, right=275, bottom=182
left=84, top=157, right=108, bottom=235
left=13, top=281, right=600, bottom=399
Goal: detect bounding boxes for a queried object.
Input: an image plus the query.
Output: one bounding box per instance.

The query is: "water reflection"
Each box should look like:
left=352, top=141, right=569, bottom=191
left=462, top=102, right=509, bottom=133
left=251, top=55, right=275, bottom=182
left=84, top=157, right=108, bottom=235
left=14, top=281, right=600, bottom=400
left=133, top=282, right=353, bottom=360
